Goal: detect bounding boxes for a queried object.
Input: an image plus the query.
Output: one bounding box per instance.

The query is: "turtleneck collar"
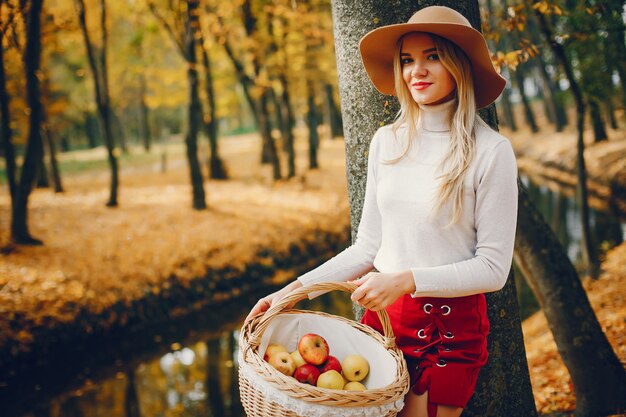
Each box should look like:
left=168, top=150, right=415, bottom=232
left=418, top=99, right=457, bottom=133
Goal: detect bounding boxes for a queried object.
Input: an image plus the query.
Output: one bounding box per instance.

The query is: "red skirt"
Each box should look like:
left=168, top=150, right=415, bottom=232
left=361, top=293, right=489, bottom=416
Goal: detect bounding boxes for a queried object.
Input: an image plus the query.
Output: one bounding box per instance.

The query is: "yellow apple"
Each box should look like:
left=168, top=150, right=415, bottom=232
left=264, top=344, right=288, bottom=361
left=316, top=370, right=344, bottom=389
left=342, top=354, right=369, bottom=382
left=268, top=351, right=296, bottom=376
left=343, top=381, right=367, bottom=391
left=291, top=350, right=307, bottom=368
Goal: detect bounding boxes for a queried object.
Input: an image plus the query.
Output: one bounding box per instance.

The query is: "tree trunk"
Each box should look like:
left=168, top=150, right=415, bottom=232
left=307, top=79, right=319, bottom=170
left=76, top=0, right=119, bottom=207
left=325, top=83, right=344, bottom=138
left=42, top=114, right=64, bottom=193
left=500, top=69, right=517, bottom=131
left=138, top=72, right=152, bottom=152
left=0, top=34, right=18, bottom=202
left=330, top=1, right=537, bottom=415
left=36, top=149, right=49, bottom=188
left=185, top=0, right=206, bottom=209
left=605, top=100, right=617, bottom=129
left=535, top=8, right=599, bottom=280
left=258, top=91, right=281, bottom=179
left=11, top=0, right=44, bottom=245
left=198, top=30, right=227, bottom=180
left=514, top=64, right=539, bottom=133
left=279, top=72, right=296, bottom=178
left=589, top=99, right=608, bottom=142
left=41, top=75, right=63, bottom=193
left=514, top=185, right=626, bottom=417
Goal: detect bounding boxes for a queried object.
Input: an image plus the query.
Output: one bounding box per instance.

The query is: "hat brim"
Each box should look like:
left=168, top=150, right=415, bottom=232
left=359, top=22, right=506, bottom=109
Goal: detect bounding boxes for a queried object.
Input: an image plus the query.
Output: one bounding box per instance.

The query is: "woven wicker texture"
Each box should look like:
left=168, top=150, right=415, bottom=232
left=239, top=281, right=410, bottom=417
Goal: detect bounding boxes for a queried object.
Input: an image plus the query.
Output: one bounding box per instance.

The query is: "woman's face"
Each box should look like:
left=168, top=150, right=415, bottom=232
left=400, top=32, right=456, bottom=106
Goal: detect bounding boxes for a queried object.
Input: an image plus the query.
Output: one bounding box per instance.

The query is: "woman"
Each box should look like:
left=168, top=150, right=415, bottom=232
left=246, top=6, right=518, bottom=417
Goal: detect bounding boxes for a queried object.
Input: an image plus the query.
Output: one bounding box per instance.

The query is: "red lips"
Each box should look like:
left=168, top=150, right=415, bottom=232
left=412, top=81, right=432, bottom=90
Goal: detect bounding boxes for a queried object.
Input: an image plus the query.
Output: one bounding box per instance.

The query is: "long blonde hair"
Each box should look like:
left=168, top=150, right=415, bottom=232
left=388, top=32, right=478, bottom=225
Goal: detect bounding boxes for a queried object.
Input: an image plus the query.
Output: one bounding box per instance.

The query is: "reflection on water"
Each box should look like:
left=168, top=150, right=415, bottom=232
left=15, top=177, right=626, bottom=417
left=516, top=176, right=625, bottom=319
left=18, top=292, right=355, bottom=417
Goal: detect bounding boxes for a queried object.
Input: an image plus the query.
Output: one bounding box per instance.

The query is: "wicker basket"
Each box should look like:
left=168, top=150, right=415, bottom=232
left=238, top=281, right=410, bottom=417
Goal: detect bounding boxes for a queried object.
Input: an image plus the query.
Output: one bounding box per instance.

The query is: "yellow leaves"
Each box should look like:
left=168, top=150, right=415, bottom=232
left=532, top=1, right=563, bottom=16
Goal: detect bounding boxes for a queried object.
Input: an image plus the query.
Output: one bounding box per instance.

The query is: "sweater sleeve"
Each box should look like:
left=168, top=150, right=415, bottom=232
left=409, top=139, right=518, bottom=298
left=296, top=129, right=383, bottom=295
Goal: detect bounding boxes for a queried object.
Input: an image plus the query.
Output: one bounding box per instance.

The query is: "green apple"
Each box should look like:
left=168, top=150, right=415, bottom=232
left=291, top=350, right=307, bottom=368
left=343, top=381, right=367, bottom=391
left=316, top=370, right=344, bottom=389
left=264, top=344, right=288, bottom=361
left=342, top=354, right=369, bottom=382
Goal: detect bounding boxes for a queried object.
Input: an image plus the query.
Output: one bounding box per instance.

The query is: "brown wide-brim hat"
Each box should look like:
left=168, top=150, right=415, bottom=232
left=359, top=6, right=506, bottom=109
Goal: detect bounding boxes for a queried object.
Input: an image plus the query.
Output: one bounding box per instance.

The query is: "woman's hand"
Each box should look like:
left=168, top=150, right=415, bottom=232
left=350, top=270, right=416, bottom=311
left=245, top=280, right=304, bottom=323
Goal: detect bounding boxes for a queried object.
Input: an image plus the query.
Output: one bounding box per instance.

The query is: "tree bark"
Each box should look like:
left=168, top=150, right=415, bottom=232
left=11, top=0, right=44, bottom=245
left=76, top=0, right=119, bottom=207
left=514, top=185, right=626, bottom=417
left=589, top=98, right=608, bottom=142
left=325, top=83, right=344, bottom=138
left=330, top=1, right=537, bottom=415
left=41, top=75, right=63, bottom=193
left=514, top=64, right=539, bottom=133
left=0, top=30, right=17, bottom=202
left=184, top=0, right=207, bottom=209
left=197, top=29, right=227, bottom=180
left=138, top=72, right=152, bottom=151
left=307, top=79, right=319, bottom=170
left=279, top=72, right=296, bottom=178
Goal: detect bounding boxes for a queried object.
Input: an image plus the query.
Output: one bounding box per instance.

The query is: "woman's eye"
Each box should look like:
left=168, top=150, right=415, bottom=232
left=427, top=53, right=440, bottom=61
left=400, top=57, right=412, bottom=65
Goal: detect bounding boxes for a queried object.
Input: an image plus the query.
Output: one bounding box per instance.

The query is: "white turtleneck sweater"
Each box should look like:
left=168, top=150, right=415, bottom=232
left=297, top=100, right=518, bottom=298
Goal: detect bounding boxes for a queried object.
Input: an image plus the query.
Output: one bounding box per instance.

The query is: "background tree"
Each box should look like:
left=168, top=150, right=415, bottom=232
left=149, top=0, right=207, bottom=209
left=11, top=0, right=45, bottom=244
left=331, top=1, right=537, bottom=415
left=75, top=0, right=119, bottom=207
left=532, top=0, right=600, bottom=279
left=0, top=1, right=18, bottom=203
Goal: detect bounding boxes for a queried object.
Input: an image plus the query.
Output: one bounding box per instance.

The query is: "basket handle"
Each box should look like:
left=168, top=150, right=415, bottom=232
left=245, top=281, right=397, bottom=356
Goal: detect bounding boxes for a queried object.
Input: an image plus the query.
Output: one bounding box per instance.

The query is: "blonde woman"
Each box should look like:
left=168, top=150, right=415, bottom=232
left=247, top=6, right=518, bottom=417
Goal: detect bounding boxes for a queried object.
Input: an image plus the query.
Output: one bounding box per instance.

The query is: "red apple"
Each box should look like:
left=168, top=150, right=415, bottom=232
left=298, top=333, right=329, bottom=365
left=318, top=355, right=342, bottom=374
left=293, top=364, right=321, bottom=385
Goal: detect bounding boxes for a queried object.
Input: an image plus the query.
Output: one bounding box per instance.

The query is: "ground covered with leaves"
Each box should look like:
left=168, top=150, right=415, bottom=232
left=1, top=120, right=625, bottom=415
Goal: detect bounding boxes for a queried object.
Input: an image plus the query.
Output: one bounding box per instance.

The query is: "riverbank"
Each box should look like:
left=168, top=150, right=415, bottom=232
left=0, top=133, right=352, bottom=377
left=500, top=107, right=626, bottom=217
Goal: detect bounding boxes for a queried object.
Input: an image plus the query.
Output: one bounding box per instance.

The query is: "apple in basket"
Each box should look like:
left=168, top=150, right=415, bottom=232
left=318, top=355, right=342, bottom=374
left=290, top=350, right=307, bottom=368
left=293, top=364, right=321, bottom=385
left=344, top=381, right=367, bottom=391
left=342, top=354, right=369, bottom=382
left=264, top=344, right=288, bottom=361
left=268, top=351, right=296, bottom=376
left=298, top=333, right=329, bottom=365
left=316, top=370, right=344, bottom=389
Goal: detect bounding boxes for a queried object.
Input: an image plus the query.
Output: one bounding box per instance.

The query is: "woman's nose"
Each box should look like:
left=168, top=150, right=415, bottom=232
left=411, top=61, right=427, bottom=78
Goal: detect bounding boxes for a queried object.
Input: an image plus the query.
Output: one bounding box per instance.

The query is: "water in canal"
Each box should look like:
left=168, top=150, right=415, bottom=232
left=10, top=176, right=625, bottom=417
